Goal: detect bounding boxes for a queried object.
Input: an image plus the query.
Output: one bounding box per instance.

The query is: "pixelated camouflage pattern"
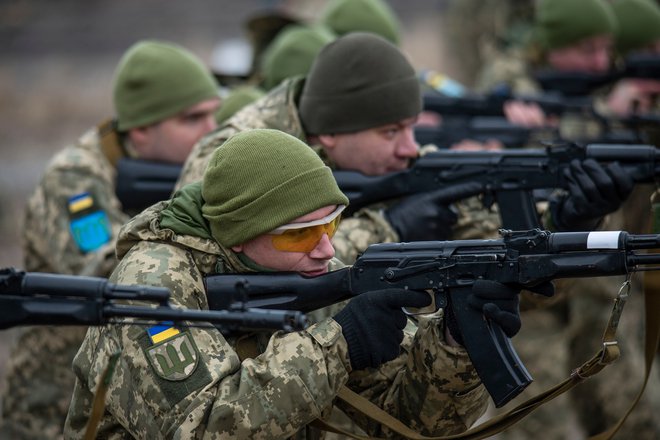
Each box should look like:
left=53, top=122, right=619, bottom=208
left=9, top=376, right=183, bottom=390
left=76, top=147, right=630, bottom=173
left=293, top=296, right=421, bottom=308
left=0, top=127, right=130, bottom=440
left=443, top=0, right=535, bottom=87
left=64, top=194, right=488, bottom=439
left=475, top=47, right=541, bottom=95
left=175, top=77, right=308, bottom=190
left=0, top=326, right=89, bottom=440
left=22, top=127, right=128, bottom=275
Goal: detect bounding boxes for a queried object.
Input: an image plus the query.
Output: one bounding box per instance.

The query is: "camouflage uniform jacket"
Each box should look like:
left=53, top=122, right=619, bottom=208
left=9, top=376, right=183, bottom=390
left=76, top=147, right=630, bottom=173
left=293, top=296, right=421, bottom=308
left=23, top=126, right=128, bottom=276
left=64, top=183, right=488, bottom=439
left=176, top=77, right=500, bottom=263
left=0, top=126, right=129, bottom=440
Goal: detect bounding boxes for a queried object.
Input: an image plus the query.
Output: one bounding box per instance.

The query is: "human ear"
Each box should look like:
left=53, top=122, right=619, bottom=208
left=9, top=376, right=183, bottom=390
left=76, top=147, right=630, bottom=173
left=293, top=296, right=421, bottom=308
left=318, top=134, right=337, bottom=150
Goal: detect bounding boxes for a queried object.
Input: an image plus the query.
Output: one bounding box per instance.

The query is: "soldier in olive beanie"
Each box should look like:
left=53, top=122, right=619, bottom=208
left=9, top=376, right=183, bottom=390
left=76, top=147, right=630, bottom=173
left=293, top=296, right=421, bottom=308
left=113, top=40, right=219, bottom=131
left=611, top=0, right=660, bottom=54
left=320, top=0, right=401, bottom=45
left=261, top=24, right=336, bottom=90
left=202, top=129, right=349, bottom=247
left=534, top=0, right=618, bottom=50
left=299, top=32, right=421, bottom=135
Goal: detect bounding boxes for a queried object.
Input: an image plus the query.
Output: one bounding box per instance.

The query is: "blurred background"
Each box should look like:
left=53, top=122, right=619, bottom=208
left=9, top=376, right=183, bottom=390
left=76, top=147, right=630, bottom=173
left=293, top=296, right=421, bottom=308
left=0, top=0, right=499, bottom=390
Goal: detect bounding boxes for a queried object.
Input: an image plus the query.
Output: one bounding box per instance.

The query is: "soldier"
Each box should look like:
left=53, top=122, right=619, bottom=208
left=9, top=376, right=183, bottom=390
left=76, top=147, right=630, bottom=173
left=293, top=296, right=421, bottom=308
left=62, top=128, right=548, bottom=438
left=0, top=40, right=220, bottom=440
left=564, top=0, right=660, bottom=438
left=214, top=85, right=265, bottom=125
left=260, top=24, right=336, bottom=91
left=608, top=0, right=660, bottom=119
left=475, top=1, right=660, bottom=439
left=176, top=32, right=630, bottom=268
left=213, top=21, right=335, bottom=126
left=214, top=24, right=336, bottom=125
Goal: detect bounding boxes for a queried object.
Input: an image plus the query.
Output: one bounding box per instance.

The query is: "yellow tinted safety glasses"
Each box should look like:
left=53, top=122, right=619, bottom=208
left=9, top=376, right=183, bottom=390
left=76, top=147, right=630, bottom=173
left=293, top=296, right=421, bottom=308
left=269, top=205, right=346, bottom=252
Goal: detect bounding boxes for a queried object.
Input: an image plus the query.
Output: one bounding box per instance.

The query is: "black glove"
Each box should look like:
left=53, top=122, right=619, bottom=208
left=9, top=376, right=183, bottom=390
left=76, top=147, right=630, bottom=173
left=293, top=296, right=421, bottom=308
left=445, top=280, right=554, bottom=345
left=333, top=289, right=431, bottom=370
left=551, top=159, right=634, bottom=231
left=384, top=182, right=483, bottom=242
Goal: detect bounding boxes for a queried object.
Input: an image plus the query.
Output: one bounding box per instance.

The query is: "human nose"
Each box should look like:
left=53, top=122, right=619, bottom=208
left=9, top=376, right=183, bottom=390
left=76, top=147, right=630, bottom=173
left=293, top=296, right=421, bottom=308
left=592, top=50, right=611, bottom=73
left=309, top=233, right=335, bottom=260
left=397, top=127, right=418, bottom=158
left=204, top=114, right=218, bottom=132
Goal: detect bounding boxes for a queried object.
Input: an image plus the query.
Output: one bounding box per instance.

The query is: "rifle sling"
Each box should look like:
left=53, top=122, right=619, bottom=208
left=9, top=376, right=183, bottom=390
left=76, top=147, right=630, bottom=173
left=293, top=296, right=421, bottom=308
left=97, top=118, right=125, bottom=168
left=588, top=199, right=660, bottom=440
left=83, top=351, right=121, bottom=440
left=318, top=281, right=639, bottom=440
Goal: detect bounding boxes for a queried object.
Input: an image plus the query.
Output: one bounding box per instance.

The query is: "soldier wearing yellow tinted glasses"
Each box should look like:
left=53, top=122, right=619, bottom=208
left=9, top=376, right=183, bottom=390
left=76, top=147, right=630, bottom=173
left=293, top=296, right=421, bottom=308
left=269, top=205, right=345, bottom=253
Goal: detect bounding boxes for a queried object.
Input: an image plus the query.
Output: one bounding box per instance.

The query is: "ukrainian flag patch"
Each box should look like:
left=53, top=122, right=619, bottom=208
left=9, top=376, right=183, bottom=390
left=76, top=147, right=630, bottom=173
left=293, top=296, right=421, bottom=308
left=67, top=192, right=112, bottom=253
left=147, top=322, right=181, bottom=344
left=68, top=193, right=95, bottom=214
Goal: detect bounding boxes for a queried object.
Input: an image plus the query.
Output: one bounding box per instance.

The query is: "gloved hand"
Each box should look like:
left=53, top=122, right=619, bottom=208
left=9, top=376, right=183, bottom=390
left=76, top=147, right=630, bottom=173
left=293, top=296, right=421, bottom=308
left=551, top=159, right=634, bottom=231
left=333, top=288, right=431, bottom=370
left=445, top=280, right=555, bottom=345
left=384, top=182, right=483, bottom=241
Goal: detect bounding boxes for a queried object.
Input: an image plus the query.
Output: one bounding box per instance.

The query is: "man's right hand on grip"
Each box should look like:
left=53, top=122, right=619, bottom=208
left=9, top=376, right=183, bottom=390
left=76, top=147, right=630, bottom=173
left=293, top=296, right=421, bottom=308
left=333, top=289, right=431, bottom=370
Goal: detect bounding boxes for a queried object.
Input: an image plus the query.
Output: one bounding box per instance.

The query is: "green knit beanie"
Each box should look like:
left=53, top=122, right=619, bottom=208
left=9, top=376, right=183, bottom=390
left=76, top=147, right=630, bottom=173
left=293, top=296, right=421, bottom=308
left=261, top=24, right=336, bottom=90
left=299, top=32, right=421, bottom=135
left=215, top=86, right=265, bottom=124
left=320, top=0, right=401, bottom=45
left=201, top=129, right=349, bottom=247
left=534, top=0, right=618, bottom=50
left=113, top=40, right=219, bottom=131
left=611, top=0, right=660, bottom=54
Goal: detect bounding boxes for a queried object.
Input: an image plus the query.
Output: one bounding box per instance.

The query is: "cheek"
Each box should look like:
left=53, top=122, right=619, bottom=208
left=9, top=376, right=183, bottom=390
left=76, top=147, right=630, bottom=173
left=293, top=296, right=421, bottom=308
left=167, top=128, right=201, bottom=161
left=243, top=238, right=307, bottom=271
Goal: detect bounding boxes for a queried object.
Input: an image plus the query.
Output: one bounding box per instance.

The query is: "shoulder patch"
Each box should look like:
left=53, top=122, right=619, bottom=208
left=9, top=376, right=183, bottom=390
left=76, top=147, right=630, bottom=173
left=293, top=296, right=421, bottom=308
left=145, top=331, right=200, bottom=381
left=68, top=192, right=112, bottom=252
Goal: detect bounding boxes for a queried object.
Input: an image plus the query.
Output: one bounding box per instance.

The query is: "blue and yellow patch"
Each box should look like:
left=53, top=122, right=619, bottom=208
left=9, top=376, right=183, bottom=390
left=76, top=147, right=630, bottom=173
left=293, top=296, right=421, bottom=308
left=68, top=192, right=95, bottom=214
left=144, top=326, right=200, bottom=381
left=67, top=192, right=112, bottom=253
left=147, top=322, right=181, bottom=344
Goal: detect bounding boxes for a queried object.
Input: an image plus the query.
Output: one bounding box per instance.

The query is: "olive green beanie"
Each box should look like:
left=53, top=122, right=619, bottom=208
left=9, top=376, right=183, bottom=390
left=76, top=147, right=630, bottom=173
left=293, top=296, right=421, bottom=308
left=113, top=40, right=219, bottom=131
left=611, top=0, right=660, bottom=54
left=320, top=0, right=401, bottom=45
left=201, top=129, right=349, bottom=247
left=534, top=0, right=618, bottom=50
left=299, top=32, right=421, bottom=135
left=215, top=86, right=265, bottom=124
left=261, top=24, right=336, bottom=90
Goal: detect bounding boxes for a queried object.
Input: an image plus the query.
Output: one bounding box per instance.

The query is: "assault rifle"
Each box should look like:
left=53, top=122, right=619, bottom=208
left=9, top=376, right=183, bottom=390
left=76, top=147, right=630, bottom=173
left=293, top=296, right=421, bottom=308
left=535, top=52, right=660, bottom=97
left=423, top=90, right=593, bottom=119
left=0, top=268, right=307, bottom=333
left=114, top=143, right=660, bottom=231
left=414, top=117, right=546, bottom=148
left=336, top=142, right=660, bottom=230
left=115, top=157, right=181, bottom=212
left=204, top=228, right=660, bottom=407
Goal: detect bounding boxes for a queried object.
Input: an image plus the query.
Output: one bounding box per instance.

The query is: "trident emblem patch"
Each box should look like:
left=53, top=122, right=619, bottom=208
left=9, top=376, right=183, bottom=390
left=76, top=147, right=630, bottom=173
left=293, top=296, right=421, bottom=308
left=145, top=332, right=199, bottom=381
